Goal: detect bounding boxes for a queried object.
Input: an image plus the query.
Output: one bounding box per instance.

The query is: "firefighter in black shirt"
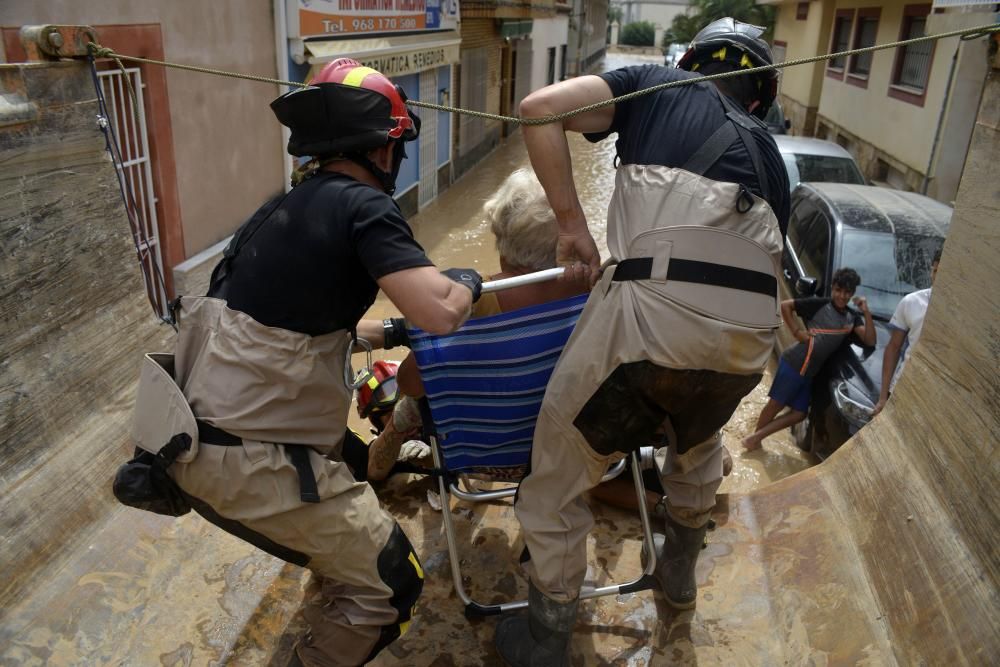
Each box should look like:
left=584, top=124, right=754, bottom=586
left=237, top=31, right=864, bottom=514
left=132, top=59, right=481, bottom=666
left=495, top=19, right=790, bottom=666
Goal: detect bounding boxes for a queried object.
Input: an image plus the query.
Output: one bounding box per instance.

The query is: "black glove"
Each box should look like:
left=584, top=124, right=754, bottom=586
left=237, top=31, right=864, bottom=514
left=382, top=318, right=410, bottom=350
left=441, top=268, right=483, bottom=302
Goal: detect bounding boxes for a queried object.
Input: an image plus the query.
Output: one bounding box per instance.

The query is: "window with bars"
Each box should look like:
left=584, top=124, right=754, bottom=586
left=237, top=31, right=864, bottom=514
left=828, top=11, right=854, bottom=73
left=889, top=4, right=933, bottom=106
left=848, top=11, right=881, bottom=78
left=547, top=47, right=556, bottom=85
left=894, top=13, right=931, bottom=89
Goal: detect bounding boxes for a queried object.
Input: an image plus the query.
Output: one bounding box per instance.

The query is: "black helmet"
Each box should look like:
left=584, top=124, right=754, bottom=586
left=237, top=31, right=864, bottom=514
left=677, top=18, right=778, bottom=119
left=270, top=59, right=420, bottom=193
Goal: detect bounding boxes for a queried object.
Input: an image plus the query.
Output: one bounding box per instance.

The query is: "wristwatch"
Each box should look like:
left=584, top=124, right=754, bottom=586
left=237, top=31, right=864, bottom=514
left=382, top=317, right=408, bottom=350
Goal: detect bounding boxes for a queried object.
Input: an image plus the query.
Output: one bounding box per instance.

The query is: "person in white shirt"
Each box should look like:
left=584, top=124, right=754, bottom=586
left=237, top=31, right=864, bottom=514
left=873, top=249, right=941, bottom=416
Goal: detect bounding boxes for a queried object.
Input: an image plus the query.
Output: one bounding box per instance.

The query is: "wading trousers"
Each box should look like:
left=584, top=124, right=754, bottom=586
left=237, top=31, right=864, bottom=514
left=138, top=297, right=423, bottom=666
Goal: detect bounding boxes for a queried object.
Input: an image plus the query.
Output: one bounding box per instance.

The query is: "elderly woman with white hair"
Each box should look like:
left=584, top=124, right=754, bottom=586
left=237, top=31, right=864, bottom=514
left=360, top=168, right=591, bottom=481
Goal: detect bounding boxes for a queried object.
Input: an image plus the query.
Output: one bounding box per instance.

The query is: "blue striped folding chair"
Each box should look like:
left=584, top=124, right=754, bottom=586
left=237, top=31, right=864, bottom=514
left=408, top=291, right=657, bottom=617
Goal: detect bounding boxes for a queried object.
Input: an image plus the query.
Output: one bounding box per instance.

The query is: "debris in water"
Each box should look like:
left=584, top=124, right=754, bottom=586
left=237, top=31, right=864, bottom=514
left=427, top=490, right=442, bottom=512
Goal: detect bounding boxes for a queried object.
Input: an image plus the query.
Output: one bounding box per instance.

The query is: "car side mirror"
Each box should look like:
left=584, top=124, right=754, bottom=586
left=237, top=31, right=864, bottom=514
left=784, top=119, right=791, bottom=130
left=795, top=276, right=818, bottom=296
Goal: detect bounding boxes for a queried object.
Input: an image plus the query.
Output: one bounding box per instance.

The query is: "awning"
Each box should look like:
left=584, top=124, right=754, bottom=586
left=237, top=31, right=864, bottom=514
left=304, top=30, right=461, bottom=79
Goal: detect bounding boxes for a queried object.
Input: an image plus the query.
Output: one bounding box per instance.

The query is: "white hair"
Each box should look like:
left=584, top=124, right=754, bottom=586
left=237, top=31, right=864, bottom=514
left=483, top=169, right=558, bottom=271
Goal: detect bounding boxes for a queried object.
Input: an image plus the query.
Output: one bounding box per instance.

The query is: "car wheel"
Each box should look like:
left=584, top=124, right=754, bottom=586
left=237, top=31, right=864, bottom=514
left=791, top=414, right=812, bottom=452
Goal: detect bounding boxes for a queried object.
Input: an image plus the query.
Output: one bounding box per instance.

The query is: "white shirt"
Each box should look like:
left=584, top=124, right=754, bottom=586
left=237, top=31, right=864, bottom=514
left=888, top=288, right=932, bottom=391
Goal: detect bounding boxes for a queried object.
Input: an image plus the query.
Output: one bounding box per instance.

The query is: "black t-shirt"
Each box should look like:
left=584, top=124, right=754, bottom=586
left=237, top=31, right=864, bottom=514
left=208, top=172, right=433, bottom=336
left=586, top=65, right=790, bottom=237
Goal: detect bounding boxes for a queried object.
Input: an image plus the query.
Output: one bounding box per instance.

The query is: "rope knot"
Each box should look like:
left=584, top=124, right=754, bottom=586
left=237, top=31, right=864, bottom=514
left=87, top=42, right=116, bottom=59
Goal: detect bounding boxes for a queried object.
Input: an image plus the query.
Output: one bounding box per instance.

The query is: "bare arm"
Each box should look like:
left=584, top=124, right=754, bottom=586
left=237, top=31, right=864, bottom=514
left=873, top=328, right=907, bottom=415
left=355, top=319, right=386, bottom=349
left=781, top=299, right=810, bottom=344
left=377, top=266, right=472, bottom=334
left=852, top=296, right=877, bottom=347
left=520, top=76, right=616, bottom=279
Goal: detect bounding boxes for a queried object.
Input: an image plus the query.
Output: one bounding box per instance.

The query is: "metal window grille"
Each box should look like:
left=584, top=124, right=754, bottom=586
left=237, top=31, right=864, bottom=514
left=896, top=17, right=932, bottom=90
left=547, top=47, right=556, bottom=85
left=829, top=15, right=853, bottom=69
left=97, top=67, right=168, bottom=317
left=850, top=17, right=879, bottom=76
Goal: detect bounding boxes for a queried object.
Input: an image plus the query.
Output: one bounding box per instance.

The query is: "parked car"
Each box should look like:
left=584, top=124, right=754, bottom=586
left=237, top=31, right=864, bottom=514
left=777, top=183, right=951, bottom=459
left=774, top=135, right=866, bottom=192
left=664, top=42, right=689, bottom=67
left=763, top=99, right=791, bottom=134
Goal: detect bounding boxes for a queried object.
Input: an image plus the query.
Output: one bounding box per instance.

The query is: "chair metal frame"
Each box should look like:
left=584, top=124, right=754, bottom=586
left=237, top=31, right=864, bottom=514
left=410, top=274, right=660, bottom=617
left=422, top=401, right=658, bottom=618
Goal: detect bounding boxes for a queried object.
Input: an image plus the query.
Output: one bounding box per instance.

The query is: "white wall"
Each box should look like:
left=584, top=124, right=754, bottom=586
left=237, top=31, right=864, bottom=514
left=530, top=16, right=570, bottom=93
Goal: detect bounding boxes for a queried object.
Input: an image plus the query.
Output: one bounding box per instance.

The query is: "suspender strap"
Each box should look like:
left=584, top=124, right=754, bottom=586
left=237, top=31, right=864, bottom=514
left=728, top=113, right=772, bottom=204
left=196, top=419, right=322, bottom=504
left=612, top=257, right=777, bottom=298
left=681, top=121, right=740, bottom=176
left=288, top=446, right=321, bottom=503
left=681, top=83, right=773, bottom=205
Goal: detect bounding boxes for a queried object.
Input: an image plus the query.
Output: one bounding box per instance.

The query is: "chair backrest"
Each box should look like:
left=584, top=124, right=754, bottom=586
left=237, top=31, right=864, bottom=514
left=408, top=294, right=588, bottom=474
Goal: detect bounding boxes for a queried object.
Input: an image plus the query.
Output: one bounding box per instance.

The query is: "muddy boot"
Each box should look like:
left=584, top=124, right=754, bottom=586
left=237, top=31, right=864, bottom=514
left=495, top=582, right=579, bottom=667
left=654, top=515, right=709, bottom=610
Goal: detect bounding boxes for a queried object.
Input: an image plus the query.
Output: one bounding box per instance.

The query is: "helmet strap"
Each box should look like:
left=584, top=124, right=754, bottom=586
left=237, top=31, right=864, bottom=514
left=348, top=151, right=398, bottom=195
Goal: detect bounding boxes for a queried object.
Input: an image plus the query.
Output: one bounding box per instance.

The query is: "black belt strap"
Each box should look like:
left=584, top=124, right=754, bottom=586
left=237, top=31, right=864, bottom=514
left=612, top=257, right=776, bottom=298
left=196, top=419, right=321, bottom=504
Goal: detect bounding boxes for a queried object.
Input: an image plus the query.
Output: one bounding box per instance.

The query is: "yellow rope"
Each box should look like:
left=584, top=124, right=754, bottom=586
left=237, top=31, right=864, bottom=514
left=36, top=22, right=1000, bottom=126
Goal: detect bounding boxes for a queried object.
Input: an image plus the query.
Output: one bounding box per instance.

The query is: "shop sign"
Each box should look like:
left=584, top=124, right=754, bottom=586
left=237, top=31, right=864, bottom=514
left=357, top=44, right=459, bottom=76
left=290, top=0, right=460, bottom=39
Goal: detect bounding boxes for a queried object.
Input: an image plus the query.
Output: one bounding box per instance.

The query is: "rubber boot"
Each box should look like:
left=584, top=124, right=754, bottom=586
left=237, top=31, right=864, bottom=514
left=654, top=515, right=709, bottom=610
left=495, top=581, right=579, bottom=667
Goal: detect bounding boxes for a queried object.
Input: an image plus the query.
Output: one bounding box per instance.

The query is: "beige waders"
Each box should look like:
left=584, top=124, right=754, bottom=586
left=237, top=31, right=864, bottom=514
left=132, top=297, right=422, bottom=666
left=515, top=166, right=783, bottom=602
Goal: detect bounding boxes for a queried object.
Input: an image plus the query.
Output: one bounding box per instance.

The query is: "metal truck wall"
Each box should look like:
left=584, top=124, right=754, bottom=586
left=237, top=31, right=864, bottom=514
left=0, top=62, right=305, bottom=665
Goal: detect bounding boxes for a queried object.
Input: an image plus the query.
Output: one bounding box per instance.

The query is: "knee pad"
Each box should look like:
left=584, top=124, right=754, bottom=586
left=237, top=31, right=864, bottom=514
left=363, top=522, right=424, bottom=662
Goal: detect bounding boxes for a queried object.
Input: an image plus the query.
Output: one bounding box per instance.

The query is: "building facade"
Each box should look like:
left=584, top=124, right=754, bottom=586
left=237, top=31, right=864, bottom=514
left=567, top=0, right=610, bottom=76
left=2, top=0, right=285, bottom=310
left=766, top=0, right=993, bottom=203
left=285, top=0, right=462, bottom=216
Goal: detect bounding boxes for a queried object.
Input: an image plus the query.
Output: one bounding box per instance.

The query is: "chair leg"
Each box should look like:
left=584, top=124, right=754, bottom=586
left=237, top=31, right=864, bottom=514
left=631, top=450, right=658, bottom=576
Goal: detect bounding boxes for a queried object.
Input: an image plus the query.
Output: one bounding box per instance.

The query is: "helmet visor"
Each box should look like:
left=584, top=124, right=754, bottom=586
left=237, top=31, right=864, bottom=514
left=365, top=375, right=400, bottom=416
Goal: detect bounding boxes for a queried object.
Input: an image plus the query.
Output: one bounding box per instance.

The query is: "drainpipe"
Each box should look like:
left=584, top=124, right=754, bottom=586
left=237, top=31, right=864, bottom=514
left=921, top=39, right=960, bottom=195
left=274, top=0, right=294, bottom=193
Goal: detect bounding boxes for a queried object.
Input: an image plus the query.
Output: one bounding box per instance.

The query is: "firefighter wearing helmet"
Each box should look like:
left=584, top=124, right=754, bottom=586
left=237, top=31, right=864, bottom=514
left=494, top=18, right=790, bottom=666
left=130, top=59, right=483, bottom=666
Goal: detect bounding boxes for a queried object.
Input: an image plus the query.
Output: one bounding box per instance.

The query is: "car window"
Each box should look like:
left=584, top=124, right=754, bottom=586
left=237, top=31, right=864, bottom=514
left=793, top=155, right=865, bottom=187
left=840, top=229, right=941, bottom=318
left=782, top=154, right=801, bottom=190
left=787, top=201, right=830, bottom=287
left=764, top=103, right=785, bottom=126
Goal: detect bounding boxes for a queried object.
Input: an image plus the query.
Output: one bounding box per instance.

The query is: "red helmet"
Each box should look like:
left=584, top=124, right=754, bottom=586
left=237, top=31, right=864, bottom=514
left=271, top=58, right=420, bottom=158
left=356, top=360, right=401, bottom=420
